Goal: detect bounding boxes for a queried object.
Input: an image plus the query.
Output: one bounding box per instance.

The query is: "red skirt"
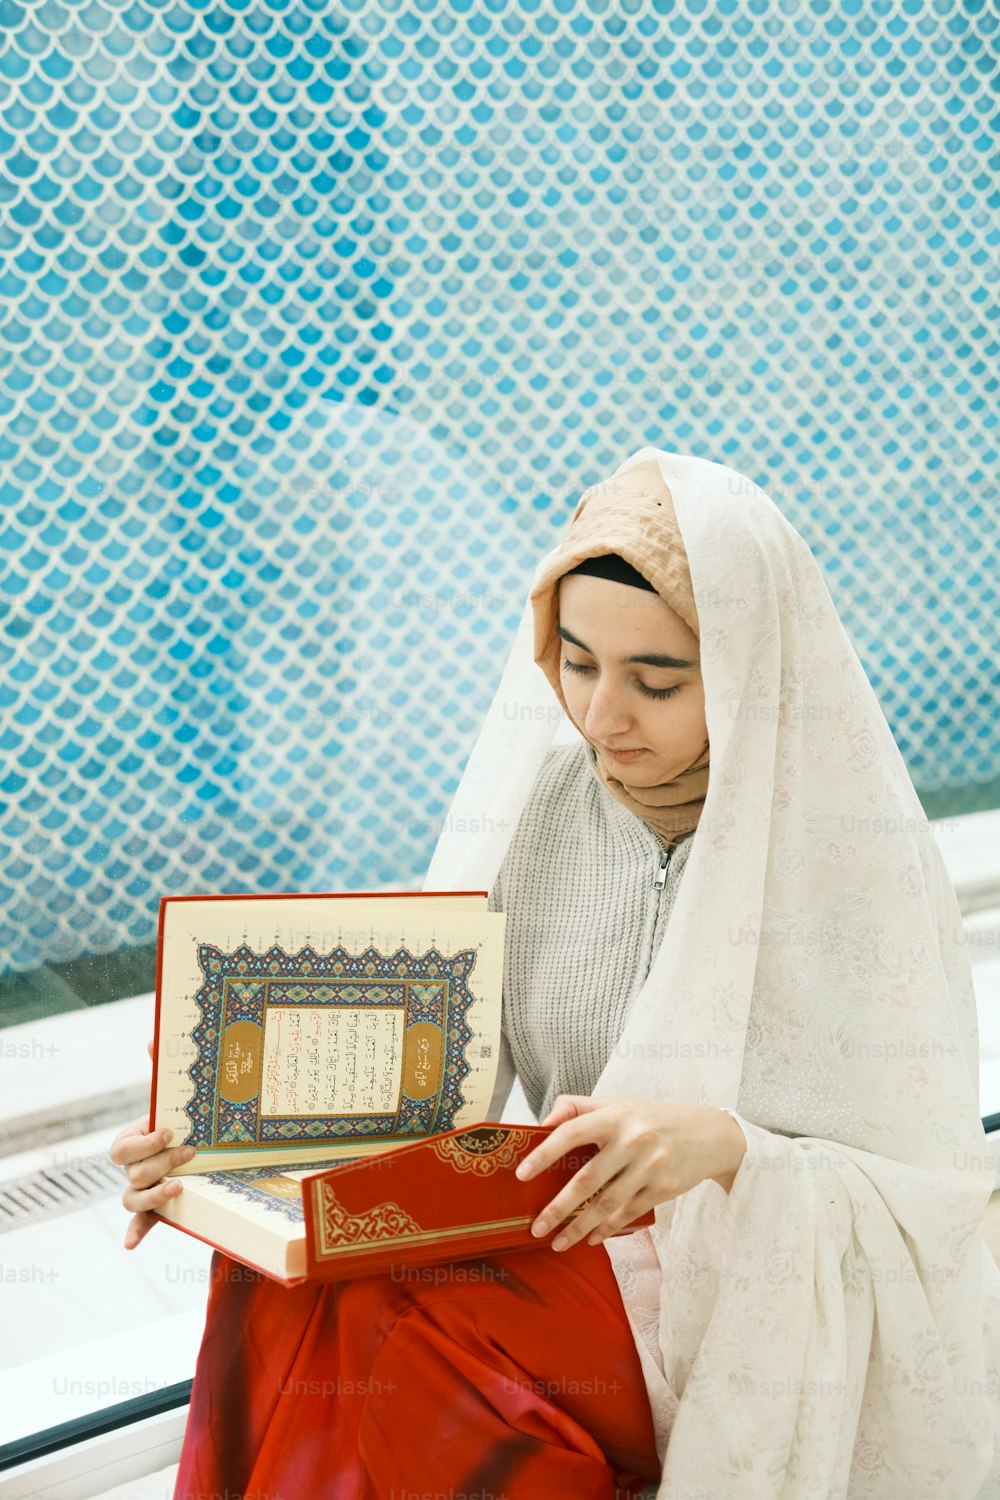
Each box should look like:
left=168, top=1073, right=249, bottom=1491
left=172, top=1238, right=662, bottom=1500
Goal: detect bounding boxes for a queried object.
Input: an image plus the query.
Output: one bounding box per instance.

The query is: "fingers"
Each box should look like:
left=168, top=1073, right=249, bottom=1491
left=547, top=1171, right=647, bottom=1252
left=124, top=1209, right=160, bottom=1251
left=147, top=1038, right=154, bottom=1062
left=109, top=1117, right=161, bottom=1167
left=530, top=1166, right=624, bottom=1245
left=133, top=1146, right=195, bottom=1190
left=109, top=1114, right=197, bottom=1223
left=528, top=1143, right=637, bottom=1248
left=109, top=1083, right=195, bottom=1247
left=581, top=1190, right=650, bottom=1247
left=539, top=1100, right=576, bottom=1129
left=517, top=1108, right=611, bottom=1181
left=110, top=1121, right=196, bottom=1180
left=540, top=1095, right=603, bottom=1128
left=523, top=1096, right=624, bottom=1176
left=121, top=1173, right=185, bottom=1222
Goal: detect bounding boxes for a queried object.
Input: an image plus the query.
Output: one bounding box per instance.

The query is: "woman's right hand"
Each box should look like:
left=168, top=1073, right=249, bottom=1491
left=108, top=1039, right=197, bottom=1250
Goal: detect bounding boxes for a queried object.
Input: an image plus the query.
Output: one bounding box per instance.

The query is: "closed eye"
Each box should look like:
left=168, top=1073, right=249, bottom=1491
left=561, top=658, right=680, bottom=702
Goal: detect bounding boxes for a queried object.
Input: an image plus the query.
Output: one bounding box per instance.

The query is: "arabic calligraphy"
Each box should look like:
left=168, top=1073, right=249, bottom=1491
left=261, top=1006, right=404, bottom=1117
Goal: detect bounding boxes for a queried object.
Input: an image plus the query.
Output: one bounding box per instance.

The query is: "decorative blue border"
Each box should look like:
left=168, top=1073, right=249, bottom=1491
left=200, top=1160, right=326, bottom=1225
left=183, top=942, right=477, bottom=1151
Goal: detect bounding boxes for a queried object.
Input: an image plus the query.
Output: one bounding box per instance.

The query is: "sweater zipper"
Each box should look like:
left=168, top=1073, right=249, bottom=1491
left=653, top=846, right=672, bottom=892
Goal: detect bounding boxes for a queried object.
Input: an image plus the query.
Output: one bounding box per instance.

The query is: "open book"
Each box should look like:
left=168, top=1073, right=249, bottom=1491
left=150, top=888, right=528, bottom=1281
left=150, top=1118, right=656, bottom=1285
left=150, top=888, right=654, bottom=1283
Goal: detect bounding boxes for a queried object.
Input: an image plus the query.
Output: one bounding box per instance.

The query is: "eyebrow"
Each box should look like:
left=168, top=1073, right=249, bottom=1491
left=556, top=625, right=696, bottom=670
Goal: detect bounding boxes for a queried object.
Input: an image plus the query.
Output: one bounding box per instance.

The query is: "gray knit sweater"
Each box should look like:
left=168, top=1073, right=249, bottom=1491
left=484, top=739, right=695, bottom=1123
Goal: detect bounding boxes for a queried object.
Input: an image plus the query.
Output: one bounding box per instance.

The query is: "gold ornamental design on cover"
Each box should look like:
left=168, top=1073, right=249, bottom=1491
left=431, top=1125, right=536, bottom=1176
left=319, top=1190, right=423, bottom=1249
left=311, top=1127, right=542, bottom=1261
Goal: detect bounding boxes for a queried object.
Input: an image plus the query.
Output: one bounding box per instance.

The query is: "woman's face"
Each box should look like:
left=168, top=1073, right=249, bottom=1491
left=557, top=573, right=708, bottom=785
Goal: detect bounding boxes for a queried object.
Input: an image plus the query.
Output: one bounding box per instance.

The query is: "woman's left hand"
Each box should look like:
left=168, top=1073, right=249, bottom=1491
left=515, top=1095, right=748, bottom=1252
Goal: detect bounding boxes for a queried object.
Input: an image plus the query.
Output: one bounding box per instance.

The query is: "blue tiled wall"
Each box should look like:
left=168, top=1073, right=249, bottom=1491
left=1, top=1, right=996, bottom=975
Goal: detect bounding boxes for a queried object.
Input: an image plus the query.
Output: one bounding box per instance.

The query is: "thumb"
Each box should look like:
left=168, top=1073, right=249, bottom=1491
left=539, top=1094, right=600, bottom=1127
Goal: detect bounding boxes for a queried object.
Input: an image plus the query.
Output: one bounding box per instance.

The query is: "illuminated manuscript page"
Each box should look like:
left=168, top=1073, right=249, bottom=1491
left=154, top=894, right=504, bottom=1174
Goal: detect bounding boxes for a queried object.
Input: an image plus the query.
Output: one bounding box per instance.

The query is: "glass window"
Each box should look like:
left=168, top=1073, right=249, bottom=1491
left=0, top=2, right=997, bottom=1487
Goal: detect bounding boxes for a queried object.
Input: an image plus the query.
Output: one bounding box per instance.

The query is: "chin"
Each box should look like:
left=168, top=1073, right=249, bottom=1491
left=616, top=754, right=692, bottom=783
left=620, top=766, right=667, bottom=785
left=601, top=753, right=665, bottom=779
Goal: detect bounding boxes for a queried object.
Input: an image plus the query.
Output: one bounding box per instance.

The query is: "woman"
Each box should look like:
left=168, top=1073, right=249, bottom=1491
left=112, top=448, right=1000, bottom=1498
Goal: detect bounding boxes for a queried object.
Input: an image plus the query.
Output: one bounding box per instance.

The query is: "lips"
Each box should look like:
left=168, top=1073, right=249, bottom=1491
left=600, top=745, right=649, bottom=764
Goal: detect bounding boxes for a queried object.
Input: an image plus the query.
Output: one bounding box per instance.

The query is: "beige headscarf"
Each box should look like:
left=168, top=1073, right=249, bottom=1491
left=528, top=457, right=709, bottom=848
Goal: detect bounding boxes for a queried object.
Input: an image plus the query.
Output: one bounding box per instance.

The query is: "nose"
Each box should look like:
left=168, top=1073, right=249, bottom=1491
left=581, top=675, right=634, bottom=739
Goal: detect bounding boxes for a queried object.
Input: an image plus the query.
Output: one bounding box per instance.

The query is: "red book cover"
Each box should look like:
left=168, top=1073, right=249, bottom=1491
left=300, top=1120, right=655, bottom=1282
